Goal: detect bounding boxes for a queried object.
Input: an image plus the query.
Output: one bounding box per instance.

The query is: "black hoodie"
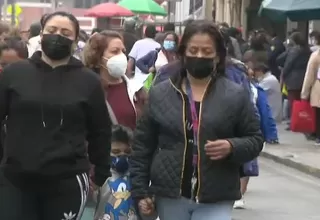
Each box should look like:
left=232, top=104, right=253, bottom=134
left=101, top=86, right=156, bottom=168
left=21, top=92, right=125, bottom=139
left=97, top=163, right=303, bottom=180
left=0, top=51, right=111, bottom=186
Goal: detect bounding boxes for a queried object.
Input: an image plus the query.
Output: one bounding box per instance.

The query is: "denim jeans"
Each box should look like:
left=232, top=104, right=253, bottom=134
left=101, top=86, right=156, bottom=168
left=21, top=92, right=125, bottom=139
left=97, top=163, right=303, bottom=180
left=156, top=197, right=234, bottom=220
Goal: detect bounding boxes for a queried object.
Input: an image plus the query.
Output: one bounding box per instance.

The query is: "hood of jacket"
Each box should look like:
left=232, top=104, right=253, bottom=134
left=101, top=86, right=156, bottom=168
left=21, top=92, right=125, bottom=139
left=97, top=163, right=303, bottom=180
left=29, top=51, right=84, bottom=71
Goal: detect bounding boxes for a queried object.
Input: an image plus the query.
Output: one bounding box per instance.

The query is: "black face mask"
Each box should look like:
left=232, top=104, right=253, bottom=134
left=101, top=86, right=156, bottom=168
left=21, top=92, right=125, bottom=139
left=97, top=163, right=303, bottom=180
left=41, top=34, right=73, bottom=60
left=184, top=56, right=215, bottom=79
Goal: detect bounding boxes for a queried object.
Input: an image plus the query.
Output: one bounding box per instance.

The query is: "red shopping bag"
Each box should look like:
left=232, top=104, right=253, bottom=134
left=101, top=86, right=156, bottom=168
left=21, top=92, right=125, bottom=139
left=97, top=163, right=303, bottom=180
left=290, top=100, right=316, bottom=133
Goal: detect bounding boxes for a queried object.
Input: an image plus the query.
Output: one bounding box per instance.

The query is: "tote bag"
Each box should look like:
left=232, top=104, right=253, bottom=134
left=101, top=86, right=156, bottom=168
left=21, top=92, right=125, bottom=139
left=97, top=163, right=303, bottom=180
left=290, top=100, right=316, bottom=133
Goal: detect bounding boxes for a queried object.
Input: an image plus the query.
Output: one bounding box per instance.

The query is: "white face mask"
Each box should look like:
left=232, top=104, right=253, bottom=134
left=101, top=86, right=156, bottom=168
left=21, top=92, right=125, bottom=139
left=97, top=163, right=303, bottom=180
left=104, top=53, right=128, bottom=78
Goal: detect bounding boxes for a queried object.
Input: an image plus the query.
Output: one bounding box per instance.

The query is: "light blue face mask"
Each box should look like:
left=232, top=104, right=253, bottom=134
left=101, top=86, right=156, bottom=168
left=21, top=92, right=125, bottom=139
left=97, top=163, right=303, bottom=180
left=163, top=40, right=175, bottom=51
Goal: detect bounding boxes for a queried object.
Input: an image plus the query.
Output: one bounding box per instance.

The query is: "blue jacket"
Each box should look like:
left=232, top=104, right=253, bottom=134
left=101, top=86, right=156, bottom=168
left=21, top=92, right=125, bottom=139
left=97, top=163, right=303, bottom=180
left=153, top=60, right=181, bottom=85
left=252, top=83, right=278, bottom=141
left=225, top=59, right=278, bottom=141
left=225, top=59, right=251, bottom=94
left=135, top=49, right=160, bottom=74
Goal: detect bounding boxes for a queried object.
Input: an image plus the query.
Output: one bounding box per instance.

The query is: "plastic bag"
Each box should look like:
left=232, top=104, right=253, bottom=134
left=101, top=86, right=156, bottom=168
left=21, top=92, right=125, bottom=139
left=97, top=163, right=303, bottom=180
left=144, top=72, right=155, bottom=92
left=290, top=100, right=316, bottom=133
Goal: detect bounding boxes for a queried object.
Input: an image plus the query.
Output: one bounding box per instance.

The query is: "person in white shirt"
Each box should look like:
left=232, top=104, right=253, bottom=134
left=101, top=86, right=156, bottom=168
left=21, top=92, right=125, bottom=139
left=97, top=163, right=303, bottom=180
left=27, top=22, right=42, bottom=57
left=126, top=24, right=160, bottom=85
left=27, top=14, right=49, bottom=57
left=254, top=62, right=283, bottom=122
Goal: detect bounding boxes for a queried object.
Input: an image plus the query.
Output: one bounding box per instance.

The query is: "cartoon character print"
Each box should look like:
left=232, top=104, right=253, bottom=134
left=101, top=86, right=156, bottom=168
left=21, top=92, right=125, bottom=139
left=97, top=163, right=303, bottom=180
left=104, top=176, right=136, bottom=220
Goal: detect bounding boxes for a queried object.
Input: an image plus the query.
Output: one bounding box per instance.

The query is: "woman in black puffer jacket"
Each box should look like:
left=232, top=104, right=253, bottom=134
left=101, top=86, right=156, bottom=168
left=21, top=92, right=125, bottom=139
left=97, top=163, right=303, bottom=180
left=130, top=20, right=263, bottom=220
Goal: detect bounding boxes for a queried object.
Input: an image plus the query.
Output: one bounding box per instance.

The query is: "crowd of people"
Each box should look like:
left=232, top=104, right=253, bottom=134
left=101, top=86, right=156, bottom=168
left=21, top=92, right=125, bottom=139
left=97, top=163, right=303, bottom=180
left=0, top=10, right=318, bottom=220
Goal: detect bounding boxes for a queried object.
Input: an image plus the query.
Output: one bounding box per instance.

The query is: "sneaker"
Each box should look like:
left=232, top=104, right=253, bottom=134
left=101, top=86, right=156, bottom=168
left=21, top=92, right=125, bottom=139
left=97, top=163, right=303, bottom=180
left=315, top=139, right=320, bottom=146
left=233, top=198, right=245, bottom=209
left=266, top=140, right=279, bottom=145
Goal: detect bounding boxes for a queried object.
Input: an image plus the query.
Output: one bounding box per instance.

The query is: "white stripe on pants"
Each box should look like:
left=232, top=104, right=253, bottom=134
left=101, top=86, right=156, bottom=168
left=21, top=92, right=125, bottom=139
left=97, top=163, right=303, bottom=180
left=76, top=173, right=89, bottom=220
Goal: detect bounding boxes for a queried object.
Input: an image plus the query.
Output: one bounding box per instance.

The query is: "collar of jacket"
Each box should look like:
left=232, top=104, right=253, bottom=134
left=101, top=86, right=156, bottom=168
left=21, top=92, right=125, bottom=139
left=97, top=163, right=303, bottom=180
left=115, top=75, right=143, bottom=110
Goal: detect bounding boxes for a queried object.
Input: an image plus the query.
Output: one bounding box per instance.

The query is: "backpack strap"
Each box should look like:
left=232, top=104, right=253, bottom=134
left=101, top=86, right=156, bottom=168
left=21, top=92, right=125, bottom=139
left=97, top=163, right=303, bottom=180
left=106, top=101, right=118, bottom=125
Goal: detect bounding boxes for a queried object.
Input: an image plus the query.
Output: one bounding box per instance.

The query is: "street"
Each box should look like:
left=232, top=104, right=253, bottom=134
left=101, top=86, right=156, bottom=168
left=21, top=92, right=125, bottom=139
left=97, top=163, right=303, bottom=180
left=233, top=158, right=320, bottom=220
left=81, top=157, right=320, bottom=220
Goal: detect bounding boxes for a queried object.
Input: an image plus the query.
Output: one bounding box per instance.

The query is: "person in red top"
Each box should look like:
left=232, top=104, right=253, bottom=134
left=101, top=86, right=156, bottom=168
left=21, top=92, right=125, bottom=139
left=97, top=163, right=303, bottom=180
left=83, top=30, right=147, bottom=130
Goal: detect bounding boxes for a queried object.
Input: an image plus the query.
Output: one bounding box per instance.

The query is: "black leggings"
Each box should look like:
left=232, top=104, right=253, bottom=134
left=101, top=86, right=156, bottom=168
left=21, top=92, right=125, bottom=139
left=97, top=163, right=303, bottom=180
left=315, top=107, right=320, bottom=138
left=0, top=169, right=89, bottom=220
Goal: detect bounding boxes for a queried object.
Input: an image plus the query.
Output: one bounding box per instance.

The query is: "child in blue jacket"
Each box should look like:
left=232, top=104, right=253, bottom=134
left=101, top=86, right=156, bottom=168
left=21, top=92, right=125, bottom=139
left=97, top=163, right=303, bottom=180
left=226, top=58, right=279, bottom=142
left=252, top=83, right=279, bottom=143
left=226, top=58, right=278, bottom=209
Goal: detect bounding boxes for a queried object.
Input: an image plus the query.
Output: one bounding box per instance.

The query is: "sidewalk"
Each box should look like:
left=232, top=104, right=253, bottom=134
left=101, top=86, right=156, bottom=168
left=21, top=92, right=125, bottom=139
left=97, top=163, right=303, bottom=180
left=261, top=123, right=320, bottom=178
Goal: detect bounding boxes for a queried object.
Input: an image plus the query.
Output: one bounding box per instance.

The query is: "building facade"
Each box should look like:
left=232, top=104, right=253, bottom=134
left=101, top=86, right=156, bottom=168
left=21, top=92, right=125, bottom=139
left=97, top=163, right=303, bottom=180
left=2, top=1, right=96, bottom=32
left=173, top=0, right=205, bottom=22
left=211, top=0, right=320, bottom=39
left=212, top=0, right=287, bottom=39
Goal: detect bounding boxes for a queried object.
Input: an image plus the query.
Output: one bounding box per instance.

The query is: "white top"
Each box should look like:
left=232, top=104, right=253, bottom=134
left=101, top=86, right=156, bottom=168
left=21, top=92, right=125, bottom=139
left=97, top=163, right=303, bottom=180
left=128, top=38, right=161, bottom=85
left=28, top=35, right=41, bottom=57
left=155, top=50, right=168, bottom=71
left=258, top=71, right=283, bottom=122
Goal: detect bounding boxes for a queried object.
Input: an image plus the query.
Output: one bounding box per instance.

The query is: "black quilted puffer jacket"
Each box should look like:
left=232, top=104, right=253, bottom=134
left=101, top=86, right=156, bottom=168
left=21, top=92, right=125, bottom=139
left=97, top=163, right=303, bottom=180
left=130, top=71, right=264, bottom=203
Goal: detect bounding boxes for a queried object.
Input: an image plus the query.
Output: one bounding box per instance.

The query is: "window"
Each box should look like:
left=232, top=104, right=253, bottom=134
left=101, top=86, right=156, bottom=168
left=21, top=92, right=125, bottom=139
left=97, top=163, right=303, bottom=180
left=84, top=0, right=92, bottom=8
left=75, top=0, right=84, bottom=8
left=75, top=0, right=94, bottom=8
left=189, top=0, right=203, bottom=15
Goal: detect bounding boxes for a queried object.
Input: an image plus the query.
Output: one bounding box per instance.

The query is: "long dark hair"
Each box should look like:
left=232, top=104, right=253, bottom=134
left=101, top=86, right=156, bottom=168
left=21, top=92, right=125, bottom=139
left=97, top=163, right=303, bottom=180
left=290, top=32, right=309, bottom=49
left=178, top=20, right=226, bottom=76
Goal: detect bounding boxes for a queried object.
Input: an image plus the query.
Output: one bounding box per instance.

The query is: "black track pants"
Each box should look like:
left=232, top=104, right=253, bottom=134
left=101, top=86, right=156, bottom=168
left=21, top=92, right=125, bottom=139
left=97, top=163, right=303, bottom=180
left=0, top=169, right=89, bottom=220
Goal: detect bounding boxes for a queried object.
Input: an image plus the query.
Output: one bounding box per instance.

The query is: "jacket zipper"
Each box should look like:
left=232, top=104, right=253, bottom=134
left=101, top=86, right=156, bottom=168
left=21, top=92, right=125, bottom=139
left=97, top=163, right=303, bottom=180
left=196, top=79, right=211, bottom=203
left=169, top=79, right=188, bottom=197
left=169, top=78, right=211, bottom=202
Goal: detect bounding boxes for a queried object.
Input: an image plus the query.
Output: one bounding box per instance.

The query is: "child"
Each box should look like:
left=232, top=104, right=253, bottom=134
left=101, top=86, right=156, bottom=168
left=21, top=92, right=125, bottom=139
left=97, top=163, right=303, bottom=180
left=94, top=125, right=137, bottom=220
left=246, top=61, right=279, bottom=144
left=233, top=60, right=278, bottom=209
left=253, top=62, right=283, bottom=123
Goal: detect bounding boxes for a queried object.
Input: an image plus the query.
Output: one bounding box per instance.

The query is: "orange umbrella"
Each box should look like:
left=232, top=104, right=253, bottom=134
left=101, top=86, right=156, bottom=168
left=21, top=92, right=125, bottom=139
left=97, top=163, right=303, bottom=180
left=85, top=2, right=134, bottom=17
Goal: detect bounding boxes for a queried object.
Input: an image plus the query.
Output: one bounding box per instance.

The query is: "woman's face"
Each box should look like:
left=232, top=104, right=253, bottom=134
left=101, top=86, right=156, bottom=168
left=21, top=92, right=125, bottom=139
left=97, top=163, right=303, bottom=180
left=102, top=38, right=125, bottom=60
left=0, top=49, right=23, bottom=69
left=42, top=15, right=76, bottom=41
left=185, top=33, right=217, bottom=59
left=163, top=34, right=176, bottom=51
left=164, top=34, right=175, bottom=43
left=111, top=142, right=131, bottom=157
left=245, top=61, right=255, bottom=79
left=0, top=32, right=9, bottom=42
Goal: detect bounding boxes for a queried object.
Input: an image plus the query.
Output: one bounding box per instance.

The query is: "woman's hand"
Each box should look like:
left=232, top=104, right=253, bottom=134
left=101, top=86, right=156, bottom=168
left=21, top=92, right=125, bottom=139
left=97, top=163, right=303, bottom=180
left=205, top=140, right=232, bottom=160
left=138, top=197, right=155, bottom=215
left=89, top=177, right=99, bottom=191
left=148, top=67, right=155, bottom=73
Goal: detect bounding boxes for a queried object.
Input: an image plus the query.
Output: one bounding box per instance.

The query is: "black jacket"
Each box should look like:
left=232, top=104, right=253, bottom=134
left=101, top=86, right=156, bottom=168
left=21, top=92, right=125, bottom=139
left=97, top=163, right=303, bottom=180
left=0, top=51, right=111, bottom=186
left=123, top=31, right=139, bottom=57
left=268, top=37, right=285, bottom=80
left=279, top=46, right=311, bottom=90
left=130, top=70, right=264, bottom=203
